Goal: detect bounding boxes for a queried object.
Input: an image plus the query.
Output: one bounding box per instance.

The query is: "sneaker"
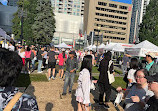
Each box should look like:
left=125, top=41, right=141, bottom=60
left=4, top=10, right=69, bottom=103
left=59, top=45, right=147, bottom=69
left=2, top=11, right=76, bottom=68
left=62, top=93, right=66, bottom=96
left=37, top=71, right=43, bottom=73
left=103, top=104, right=110, bottom=109
left=51, top=76, right=55, bottom=80
left=48, top=77, right=51, bottom=81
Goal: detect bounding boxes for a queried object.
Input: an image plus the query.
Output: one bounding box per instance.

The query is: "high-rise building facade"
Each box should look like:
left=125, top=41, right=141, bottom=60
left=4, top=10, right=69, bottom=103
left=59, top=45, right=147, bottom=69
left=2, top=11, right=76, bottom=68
left=7, top=0, right=18, bottom=6
left=51, top=0, right=84, bottom=16
left=84, top=0, right=132, bottom=44
left=51, top=0, right=84, bottom=45
left=129, top=0, right=150, bottom=43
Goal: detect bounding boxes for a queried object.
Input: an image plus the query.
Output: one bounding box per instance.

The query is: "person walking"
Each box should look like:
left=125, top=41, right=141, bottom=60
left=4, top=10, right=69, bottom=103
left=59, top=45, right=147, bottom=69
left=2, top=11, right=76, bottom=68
left=58, top=49, right=67, bottom=79
left=25, top=47, right=32, bottom=74
left=75, top=55, right=92, bottom=111
left=122, top=54, right=130, bottom=75
left=62, top=51, right=78, bottom=95
left=47, top=46, right=57, bottom=80
left=97, top=51, right=114, bottom=109
left=37, top=47, right=44, bottom=73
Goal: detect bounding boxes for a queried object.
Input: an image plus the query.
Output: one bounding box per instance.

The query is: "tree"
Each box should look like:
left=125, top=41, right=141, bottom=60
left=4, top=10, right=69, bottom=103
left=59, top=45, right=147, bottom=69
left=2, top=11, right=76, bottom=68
left=139, top=0, right=158, bottom=45
left=32, top=0, right=56, bottom=45
left=12, top=0, right=38, bottom=45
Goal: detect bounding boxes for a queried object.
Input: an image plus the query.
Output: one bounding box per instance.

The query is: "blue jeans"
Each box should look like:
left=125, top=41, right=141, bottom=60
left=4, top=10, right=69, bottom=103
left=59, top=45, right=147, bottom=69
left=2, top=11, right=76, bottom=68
left=32, top=59, right=35, bottom=70
left=63, top=71, right=75, bottom=94
left=38, top=60, right=42, bottom=72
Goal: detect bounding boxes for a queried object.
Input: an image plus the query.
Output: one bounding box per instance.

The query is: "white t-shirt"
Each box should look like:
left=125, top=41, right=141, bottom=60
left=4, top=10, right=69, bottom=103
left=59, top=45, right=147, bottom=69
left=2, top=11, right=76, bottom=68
left=127, top=69, right=137, bottom=83
left=19, top=52, right=25, bottom=58
left=9, top=45, right=15, bottom=51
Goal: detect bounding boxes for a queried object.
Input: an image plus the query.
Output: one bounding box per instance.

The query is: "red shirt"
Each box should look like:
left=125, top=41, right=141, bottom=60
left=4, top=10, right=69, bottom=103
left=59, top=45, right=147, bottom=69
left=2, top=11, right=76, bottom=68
left=58, top=53, right=67, bottom=66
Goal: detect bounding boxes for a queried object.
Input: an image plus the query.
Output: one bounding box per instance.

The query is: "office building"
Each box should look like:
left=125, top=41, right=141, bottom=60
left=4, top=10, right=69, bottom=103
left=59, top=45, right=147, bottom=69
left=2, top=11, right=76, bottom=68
left=84, top=0, right=132, bottom=44
left=7, top=0, right=18, bottom=6
left=129, top=0, right=150, bottom=43
left=51, top=0, right=84, bottom=16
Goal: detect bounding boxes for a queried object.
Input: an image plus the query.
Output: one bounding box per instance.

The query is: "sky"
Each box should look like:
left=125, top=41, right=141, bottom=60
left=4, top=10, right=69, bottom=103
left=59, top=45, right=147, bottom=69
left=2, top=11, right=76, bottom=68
left=111, top=0, right=132, bottom=4
left=1, top=0, right=8, bottom=5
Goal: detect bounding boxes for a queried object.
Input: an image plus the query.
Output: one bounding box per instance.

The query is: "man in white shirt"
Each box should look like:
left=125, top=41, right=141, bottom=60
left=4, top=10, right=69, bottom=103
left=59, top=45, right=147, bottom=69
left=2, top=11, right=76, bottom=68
left=8, top=43, right=15, bottom=51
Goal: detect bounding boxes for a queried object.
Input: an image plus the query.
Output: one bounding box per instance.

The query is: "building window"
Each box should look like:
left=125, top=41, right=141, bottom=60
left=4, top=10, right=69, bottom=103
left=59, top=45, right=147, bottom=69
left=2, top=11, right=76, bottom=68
left=98, top=2, right=107, bottom=6
left=119, top=5, right=128, bottom=10
left=109, top=3, right=117, bottom=8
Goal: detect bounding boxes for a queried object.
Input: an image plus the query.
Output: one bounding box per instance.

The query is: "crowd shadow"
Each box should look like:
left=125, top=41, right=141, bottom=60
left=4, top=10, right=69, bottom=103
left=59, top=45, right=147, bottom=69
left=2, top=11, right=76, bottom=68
left=71, top=89, right=78, bottom=111
left=14, top=74, right=36, bottom=99
left=45, top=102, right=53, bottom=111
left=90, top=83, right=117, bottom=111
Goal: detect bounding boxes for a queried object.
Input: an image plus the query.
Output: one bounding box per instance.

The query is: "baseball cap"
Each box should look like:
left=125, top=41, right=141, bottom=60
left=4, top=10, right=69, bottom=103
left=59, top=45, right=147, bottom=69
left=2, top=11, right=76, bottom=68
left=145, top=52, right=156, bottom=58
left=69, top=51, right=76, bottom=55
left=145, top=74, right=158, bottom=82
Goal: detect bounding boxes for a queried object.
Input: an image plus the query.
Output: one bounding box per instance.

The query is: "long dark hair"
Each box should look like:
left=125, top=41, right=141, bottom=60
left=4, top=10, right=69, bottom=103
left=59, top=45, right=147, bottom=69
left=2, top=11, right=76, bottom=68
left=130, top=58, right=139, bottom=69
left=80, top=55, right=92, bottom=77
left=63, top=51, right=65, bottom=58
left=103, top=51, right=112, bottom=61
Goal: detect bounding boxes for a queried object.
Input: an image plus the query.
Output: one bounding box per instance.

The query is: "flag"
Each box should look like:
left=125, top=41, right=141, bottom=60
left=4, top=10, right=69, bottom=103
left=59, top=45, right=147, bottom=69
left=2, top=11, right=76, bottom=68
left=79, top=29, right=83, bottom=37
left=128, top=6, right=132, bottom=11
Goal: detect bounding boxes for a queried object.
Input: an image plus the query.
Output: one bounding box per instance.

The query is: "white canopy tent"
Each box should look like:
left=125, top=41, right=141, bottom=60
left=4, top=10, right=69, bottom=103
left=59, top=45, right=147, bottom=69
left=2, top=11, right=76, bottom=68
left=55, top=42, right=72, bottom=49
left=98, top=43, right=106, bottom=49
left=125, top=40, right=158, bottom=57
left=84, top=45, right=96, bottom=51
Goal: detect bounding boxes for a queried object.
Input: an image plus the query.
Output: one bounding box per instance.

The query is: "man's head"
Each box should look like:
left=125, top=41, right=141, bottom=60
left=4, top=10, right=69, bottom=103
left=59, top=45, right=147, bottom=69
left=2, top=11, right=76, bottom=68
left=145, top=52, right=155, bottom=62
left=51, top=46, right=55, bottom=50
left=0, top=48, right=22, bottom=87
left=145, top=74, right=158, bottom=92
left=69, top=51, right=76, bottom=58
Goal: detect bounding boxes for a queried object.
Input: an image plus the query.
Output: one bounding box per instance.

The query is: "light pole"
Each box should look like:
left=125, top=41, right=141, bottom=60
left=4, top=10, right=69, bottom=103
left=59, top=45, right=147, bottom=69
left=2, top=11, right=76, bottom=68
left=97, top=26, right=100, bottom=52
left=18, top=3, right=27, bottom=45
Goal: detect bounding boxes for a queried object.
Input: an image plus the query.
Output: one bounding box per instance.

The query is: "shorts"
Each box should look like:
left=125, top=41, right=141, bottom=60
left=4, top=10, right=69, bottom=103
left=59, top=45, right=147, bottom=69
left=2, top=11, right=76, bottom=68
left=59, top=65, right=64, bottom=69
left=48, top=62, right=56, bottom=68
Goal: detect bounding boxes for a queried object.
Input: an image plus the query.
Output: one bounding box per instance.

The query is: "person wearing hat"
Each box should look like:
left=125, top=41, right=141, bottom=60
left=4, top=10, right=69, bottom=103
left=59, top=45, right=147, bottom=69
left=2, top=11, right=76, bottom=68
left=145, top=74, right=158, bottom=111
left=145, top=52, right=158, bottom=76
left=62, top=51, right=78, bottom=95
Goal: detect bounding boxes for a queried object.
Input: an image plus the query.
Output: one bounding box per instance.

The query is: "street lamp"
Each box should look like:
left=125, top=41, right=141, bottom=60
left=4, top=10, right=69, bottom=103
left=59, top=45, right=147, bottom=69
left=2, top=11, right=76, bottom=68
left=97, top=26, right=101, bottom=52
left=18, top=3, right=27, bottom=45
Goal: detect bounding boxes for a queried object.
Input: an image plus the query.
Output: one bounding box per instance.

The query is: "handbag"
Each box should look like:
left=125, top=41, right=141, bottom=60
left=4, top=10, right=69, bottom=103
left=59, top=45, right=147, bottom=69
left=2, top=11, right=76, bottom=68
left=108, top=60, right=115, bottom=84
left=90, top=81, right=95, bottom=90
left=114, top=92, right=123, bottom=107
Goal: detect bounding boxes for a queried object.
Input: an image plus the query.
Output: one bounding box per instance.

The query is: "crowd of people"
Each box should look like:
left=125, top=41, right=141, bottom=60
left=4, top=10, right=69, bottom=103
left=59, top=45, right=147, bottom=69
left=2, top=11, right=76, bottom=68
left=0, top=43, right=158, bottom=111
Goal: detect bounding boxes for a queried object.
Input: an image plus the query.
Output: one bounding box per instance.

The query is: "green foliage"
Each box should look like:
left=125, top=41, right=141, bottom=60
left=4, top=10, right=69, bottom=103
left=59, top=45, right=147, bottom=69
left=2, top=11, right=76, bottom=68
left=12, top=0, right=56, bottom=45
left=32, top=0, right=56, bottom=45
left=139, top=0, right=158, bottom=45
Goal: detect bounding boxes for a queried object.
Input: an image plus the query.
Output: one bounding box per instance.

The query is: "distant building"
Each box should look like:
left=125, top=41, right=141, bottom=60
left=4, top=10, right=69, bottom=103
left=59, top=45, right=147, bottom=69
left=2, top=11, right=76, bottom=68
left=84, top=0, right=132, bottom=44
left=51, top=0, right=84, bottom=45
left=52, top=12, right=83, bottom=45
left=0, top=5, right=18, bottom=33
left=7, top=0, right=18, bottom=7
left=51, top=0, right=84, bottom=16
left=129, top=0, right=150, bottom=43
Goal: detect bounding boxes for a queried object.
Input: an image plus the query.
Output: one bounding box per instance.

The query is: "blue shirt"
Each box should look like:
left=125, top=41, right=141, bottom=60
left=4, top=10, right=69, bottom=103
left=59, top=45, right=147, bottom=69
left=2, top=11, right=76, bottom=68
left=146, top=61, right=154, bottom=71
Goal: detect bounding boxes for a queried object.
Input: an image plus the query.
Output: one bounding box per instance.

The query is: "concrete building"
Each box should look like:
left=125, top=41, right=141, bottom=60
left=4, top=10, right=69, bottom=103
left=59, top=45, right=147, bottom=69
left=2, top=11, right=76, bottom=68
left=7, top=0, right=18, bottom=6
left=129, top=0, right=150, bottom=43
left=52, top=12, right=83, bottom=45
left=84, top=0, right=132, bottom=44
left=0, top=5, right=18, bottom=33
left=51, top=0, right=84, bottom=45
left=51, top=0, right=84, bottom=16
